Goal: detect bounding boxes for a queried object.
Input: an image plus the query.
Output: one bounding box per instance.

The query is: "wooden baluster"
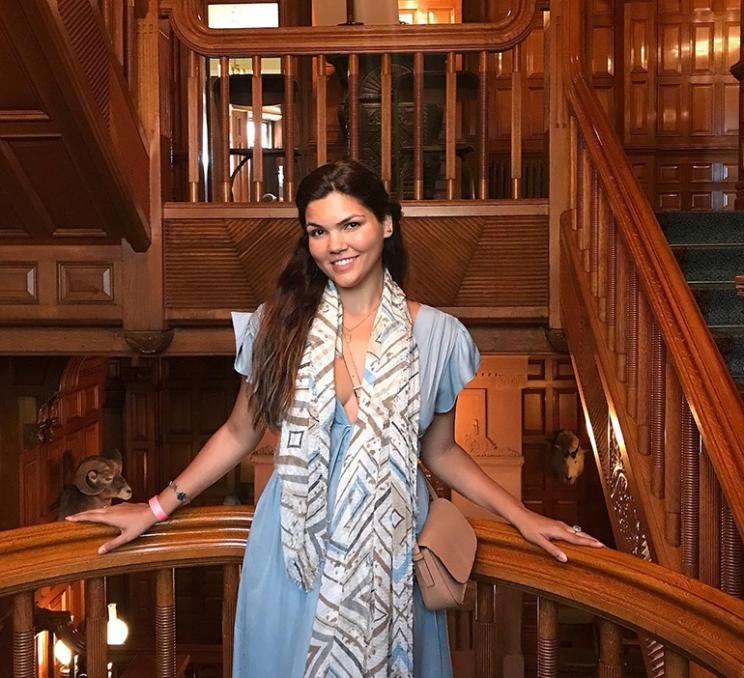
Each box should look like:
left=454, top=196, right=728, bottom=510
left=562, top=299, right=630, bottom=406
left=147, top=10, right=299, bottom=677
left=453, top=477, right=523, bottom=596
left=721, top=501, right=744, bottom=597
left=125, top=0, right=135, bottom=86
left=511, top=45, right=522, bottom=199
left=650, top=323, right=666, bottom=498
left=156, top=569, right=176, bottom=678
left=219, top=56, right=231, bottom=203
left=590, top=171, right=600, bottom=294
left=606, top=218, right=617, bottom=352
left=478, top=50, right=489, bottom=200
left=664, top=364, right=682, bottom=547
left=222, top=564, right=240, bottom=678
left=615, top=240, right=628, bottom=382
left=102, top=0, right=113, bottom=33
left=597, top=619, right=622, bottom=678
left=187, top=50, right=201, bottom=202
left=537, top=597, right=558, bottom=678
left=282, top=55, right=296, bottom=202
left=446, top=52, right=457, bottom=200
left=315, top=55, right=328, bottom=166
left=626, top=264, right=639, bottom=416
left=86, top=577, right=108, bottom=678
left=380, top=53, right=392, bottom=193
left=348, top=53, right=360, bottom=161
left=578, top=148, right=591, bottom=262
left=474, top=581, right=498, bottom=678
left=597, top=189, right=609, bottom=320
left=680, top=396, right=700, bottom=578
left=252, top=56, right=264, bottom=202
left=636, top=292, right=652, bottom=454
left=698, top=446, right=721, bottom=588
left=413, top=52, right=424, bottom=200
left=13, top=591, right=34, bottom=678
left=112, top=0, right=125, bottom=67
left=569, top=117, right=577, bottom=223
left=665, top=649, right=689, bottom=678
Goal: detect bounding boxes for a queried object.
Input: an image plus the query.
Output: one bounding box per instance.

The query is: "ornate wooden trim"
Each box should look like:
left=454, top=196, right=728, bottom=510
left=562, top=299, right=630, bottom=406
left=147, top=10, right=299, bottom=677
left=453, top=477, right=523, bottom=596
left=124, top=330, right=175, bottom=355
left=162, top=0, right=543, bottom=56
left=0, top=510, right=743, bottom=676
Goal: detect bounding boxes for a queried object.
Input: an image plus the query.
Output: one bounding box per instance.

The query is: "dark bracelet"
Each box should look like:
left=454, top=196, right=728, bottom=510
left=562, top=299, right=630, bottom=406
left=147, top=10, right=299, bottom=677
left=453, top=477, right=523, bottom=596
left=168, top=480, right=190, bottom=504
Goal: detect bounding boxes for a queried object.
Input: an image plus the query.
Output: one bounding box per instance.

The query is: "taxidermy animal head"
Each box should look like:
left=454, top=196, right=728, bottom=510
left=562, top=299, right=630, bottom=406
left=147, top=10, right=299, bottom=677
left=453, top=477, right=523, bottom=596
left=550, top=430, right=586, bottom=486
left=58, top=449, right=133, bottom=520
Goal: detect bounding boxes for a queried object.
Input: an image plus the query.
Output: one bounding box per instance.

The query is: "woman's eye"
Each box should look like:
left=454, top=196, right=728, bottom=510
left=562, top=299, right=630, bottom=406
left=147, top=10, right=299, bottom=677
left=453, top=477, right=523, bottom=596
left=344, top=221, right=360, bottom=230
left=310, top=228, right=325, bottom=238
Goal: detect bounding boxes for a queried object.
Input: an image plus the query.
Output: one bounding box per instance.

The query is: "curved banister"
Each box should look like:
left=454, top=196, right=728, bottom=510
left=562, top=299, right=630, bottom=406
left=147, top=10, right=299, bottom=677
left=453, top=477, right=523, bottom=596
left=161, top=0, right=542, bottom=55
left=1, top=509, right=743, bottom=676
left=562, top=0, right=744, bottom=537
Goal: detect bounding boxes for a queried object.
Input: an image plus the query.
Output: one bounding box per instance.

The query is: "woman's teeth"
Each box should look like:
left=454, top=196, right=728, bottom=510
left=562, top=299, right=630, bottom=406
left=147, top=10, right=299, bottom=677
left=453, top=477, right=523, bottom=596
left=332, top=256, right=357, bottom=268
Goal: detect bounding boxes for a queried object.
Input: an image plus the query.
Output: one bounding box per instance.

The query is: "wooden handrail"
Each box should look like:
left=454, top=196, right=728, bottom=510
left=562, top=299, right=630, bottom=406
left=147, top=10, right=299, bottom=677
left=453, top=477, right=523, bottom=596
left=1, top=509, right=743, bottom=676
left=161, top=0, right=540, bottom=55
left=563, top=0, right=744, bottom=538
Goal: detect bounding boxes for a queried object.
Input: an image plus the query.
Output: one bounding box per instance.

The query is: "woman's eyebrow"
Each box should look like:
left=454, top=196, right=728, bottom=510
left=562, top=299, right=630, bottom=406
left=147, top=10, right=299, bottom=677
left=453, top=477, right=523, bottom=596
left=306, top=214, right=365, bottom=229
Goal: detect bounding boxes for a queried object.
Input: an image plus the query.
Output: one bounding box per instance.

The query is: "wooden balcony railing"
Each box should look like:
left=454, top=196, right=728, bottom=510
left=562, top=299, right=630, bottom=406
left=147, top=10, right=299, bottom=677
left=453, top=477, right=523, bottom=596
left=2, top=508, right=743, bottom=678
left=160, top=0, right=546, bottom=203
left=554, top=0, right=744, bottom=670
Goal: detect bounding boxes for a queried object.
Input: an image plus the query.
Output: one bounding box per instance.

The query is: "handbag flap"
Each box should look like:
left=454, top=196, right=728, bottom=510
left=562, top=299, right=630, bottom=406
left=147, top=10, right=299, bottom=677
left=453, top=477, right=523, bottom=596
left=417, top=498, right=477, bottom=583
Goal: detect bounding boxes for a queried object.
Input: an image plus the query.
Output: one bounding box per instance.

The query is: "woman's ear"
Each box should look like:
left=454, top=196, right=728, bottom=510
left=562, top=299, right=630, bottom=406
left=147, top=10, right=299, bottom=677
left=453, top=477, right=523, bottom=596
left=383, top=216, right=393, bottom=239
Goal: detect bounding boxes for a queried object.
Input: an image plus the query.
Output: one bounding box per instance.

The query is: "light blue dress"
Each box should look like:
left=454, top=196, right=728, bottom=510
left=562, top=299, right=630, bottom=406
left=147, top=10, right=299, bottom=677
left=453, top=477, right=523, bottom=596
left=230, top=305, right=480, bottom=678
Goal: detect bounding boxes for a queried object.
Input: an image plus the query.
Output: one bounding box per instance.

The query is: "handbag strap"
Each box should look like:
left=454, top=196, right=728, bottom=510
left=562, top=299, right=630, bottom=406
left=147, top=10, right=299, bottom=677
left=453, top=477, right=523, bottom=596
left=418, top=462, right=440, bottom=502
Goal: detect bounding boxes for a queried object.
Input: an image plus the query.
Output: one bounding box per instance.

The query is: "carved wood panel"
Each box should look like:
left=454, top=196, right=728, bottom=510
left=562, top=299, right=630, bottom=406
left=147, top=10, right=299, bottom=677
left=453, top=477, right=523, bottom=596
left=163, top=206, right=550, bottom=320
left=0, top=246, right=123, bottom=323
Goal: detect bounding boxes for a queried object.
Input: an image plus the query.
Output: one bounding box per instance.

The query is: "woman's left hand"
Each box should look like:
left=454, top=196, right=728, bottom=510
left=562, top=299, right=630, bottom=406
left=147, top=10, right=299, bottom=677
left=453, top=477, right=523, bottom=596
left=512, top=508, right=604, bottom=563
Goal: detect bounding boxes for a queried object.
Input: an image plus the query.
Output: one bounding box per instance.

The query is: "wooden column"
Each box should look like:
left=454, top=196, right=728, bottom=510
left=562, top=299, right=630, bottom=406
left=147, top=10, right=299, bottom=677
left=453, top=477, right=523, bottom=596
left=380, top=53, right=392, bottom=193
left=473, top=581, right=498, bottom=678
left=13, top=592, right=34, bottom=678
left=729, top=16, right=744, bottom=210
left=156, top=569, right=176, bottom=678
left=315, top=55, right=327, bottom=166
left=537, top=597, right=558, bottom=678
left=251, top=56, right=264, bottom=202
left=86, top=577, right=108, bottom=678
left=222, top=564, right=240, bottom=678
left=598, top=619, right=623, bottom=678
left=282, top=55, right=296, bottom=202
left=413, top=52, right=424, bottom=200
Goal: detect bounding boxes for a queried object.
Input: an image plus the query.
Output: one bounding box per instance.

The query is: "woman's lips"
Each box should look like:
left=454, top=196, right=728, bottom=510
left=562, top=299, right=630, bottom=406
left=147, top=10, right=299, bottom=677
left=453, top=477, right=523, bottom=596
left=330, top=255, right=359, bottom=270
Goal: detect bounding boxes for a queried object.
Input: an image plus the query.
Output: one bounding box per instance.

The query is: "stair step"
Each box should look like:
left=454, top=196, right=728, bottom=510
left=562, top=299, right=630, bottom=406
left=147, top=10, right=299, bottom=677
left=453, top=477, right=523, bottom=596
left=657, top=211, right=744, bottom=244
left=670, top=245, right=744, bottom=283
left=711, top=327, right=744, bottom=378
left=691, top=285, right=744, bottom=326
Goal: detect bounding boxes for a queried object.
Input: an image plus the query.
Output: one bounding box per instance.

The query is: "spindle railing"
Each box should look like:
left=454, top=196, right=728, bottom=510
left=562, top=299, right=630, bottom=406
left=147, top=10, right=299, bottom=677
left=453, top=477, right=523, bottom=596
left=2, top=508, right=743, bottom=678
left=557, top=0, right=744, bottom=603
left=161, top=0, right=545, bottom=203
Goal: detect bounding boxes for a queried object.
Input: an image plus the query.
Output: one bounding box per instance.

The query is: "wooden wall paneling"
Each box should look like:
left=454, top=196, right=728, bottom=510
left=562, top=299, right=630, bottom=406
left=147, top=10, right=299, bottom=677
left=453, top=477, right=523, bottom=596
left=624, top=1, right=657, bottom=144
left=0, top=245, right=123, bottom=323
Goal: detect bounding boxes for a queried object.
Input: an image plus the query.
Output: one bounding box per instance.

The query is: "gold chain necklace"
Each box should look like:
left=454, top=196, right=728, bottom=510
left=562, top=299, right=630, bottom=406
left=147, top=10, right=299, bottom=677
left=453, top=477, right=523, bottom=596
left=342, top=303, right=379, bottom=343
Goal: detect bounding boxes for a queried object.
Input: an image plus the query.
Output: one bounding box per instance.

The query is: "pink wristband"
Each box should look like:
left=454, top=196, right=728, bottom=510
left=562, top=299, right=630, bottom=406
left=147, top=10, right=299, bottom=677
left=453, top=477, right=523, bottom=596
left=148, top=496, right=169, bottom=522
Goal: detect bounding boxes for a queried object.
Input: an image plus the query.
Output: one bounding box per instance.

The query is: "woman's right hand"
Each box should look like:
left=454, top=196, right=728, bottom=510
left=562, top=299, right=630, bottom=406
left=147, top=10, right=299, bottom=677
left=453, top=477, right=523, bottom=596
left=65, top=502, right=159, bottom=554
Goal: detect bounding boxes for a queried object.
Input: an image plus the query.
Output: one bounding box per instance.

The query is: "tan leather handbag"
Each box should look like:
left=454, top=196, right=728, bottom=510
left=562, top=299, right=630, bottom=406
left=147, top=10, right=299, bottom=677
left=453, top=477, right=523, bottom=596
left=413, top=474, right=477, bottom=610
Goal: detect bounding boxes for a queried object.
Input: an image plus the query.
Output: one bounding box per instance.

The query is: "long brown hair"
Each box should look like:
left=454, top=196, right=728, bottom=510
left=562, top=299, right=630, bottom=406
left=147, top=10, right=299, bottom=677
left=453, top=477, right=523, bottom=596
left=249, top=160, right=407, bottom=429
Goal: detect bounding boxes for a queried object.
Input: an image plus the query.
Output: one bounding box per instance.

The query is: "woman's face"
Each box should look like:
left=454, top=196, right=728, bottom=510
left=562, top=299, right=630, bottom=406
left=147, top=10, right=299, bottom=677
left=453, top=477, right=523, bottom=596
left=304, top=191, right=392, bottom=289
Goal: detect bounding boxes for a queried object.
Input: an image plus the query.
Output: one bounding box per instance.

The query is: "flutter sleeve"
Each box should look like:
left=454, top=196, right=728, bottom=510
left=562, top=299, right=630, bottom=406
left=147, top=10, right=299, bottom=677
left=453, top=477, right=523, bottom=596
left=433, top=318, right=480, bottom=414
left=231, top=306, right=262, bottom=379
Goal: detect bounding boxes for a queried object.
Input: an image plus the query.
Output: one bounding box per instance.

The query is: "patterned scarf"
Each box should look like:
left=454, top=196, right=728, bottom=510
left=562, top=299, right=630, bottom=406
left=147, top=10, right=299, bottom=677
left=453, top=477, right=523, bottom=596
left=275, top=269, right=421, bottom=677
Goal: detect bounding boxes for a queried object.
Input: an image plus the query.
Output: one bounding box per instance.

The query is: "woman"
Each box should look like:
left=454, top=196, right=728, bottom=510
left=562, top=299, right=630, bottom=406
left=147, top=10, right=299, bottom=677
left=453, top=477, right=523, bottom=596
left=68, top=160, right=602, bottom=677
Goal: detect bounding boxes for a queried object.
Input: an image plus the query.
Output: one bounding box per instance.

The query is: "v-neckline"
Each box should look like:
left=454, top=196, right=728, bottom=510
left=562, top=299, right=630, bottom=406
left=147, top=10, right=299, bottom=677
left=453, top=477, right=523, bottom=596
left=335, top=305, right=427, bottom=427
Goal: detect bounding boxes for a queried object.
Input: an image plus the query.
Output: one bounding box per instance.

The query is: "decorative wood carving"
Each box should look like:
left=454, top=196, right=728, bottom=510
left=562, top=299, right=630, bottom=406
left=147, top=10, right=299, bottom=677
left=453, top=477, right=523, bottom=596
left=124, top=330, right=175, bottom=355
left=58, top=262, right=115, bottom=304
left=163, top=202, right=549, bottom=320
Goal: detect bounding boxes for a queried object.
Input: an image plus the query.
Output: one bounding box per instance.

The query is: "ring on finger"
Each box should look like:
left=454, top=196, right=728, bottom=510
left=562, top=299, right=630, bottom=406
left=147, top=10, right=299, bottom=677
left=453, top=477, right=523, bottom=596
left=572, top=524, right=582, bottom=533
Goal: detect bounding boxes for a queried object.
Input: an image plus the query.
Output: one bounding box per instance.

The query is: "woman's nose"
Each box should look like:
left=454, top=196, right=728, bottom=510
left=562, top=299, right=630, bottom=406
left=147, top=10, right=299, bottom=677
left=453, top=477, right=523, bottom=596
left=328, top=229, right=346, bottom=253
